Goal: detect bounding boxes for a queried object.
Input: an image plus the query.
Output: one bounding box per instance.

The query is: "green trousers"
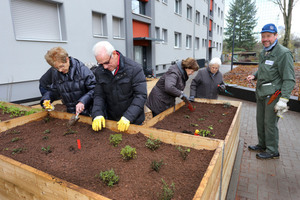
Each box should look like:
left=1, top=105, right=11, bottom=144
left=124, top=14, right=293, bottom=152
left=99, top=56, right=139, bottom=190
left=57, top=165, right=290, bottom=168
left=256, top=96, right=280, bottom=154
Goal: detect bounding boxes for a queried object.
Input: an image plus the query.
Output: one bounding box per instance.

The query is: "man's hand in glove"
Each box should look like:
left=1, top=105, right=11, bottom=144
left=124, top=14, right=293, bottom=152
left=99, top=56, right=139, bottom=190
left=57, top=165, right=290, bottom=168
left=92, top=116, right=105, bottom=131
left=188, top=96, right=195, bottom=102
left=274, top=97, right=289, bottom=118
left=117, top=116, right=130, bottom=132
left=218, top=84, right=226, bottom=92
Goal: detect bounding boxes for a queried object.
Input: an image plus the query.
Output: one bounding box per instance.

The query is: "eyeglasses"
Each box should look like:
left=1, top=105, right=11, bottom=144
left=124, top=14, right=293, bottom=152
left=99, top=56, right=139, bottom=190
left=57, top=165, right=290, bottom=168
left=98, top=54, right=112, bottom=66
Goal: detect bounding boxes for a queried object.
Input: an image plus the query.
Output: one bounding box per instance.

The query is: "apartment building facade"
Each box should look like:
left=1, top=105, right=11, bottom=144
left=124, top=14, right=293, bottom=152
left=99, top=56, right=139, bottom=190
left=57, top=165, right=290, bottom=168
left=0, top=0, right=224, bottom=102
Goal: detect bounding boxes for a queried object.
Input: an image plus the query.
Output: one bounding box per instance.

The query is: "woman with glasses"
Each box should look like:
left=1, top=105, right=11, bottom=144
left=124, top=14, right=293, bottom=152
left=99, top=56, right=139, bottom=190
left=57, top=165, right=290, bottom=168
left=40, top=46, right=96, bottom=116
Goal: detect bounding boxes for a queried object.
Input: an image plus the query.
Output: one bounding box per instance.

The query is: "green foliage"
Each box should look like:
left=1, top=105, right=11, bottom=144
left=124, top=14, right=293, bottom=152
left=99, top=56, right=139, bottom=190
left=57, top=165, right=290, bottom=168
left=96, top=169, right=119, bottom=187
left=224, top=0, right=257, bottom=51
left=176, top=146, right=190, bottom=160
left=207, top=125, right=213, bottom=130
left=151, top=160, right=165, bottom=172
left=42, top=136, right=49, bottom=140
left=11, top=137, right=20, bottom=142
left=63, top=129, right=77, bottom=136
left=145, top=138, right=161, bottom=151
left=41, top=146, right=52, bottom=154
left=120, top=145, right=137, bottom=160
left=198, top=118, right=205, bottom=121
left=12, top=147, right=25, bottom=155
left=190, top=123, right=199, bottom=127
left=43, top=117, right=50, bottom=123
left=43, top=129, right=51, bottom=134
left=223, top=102, right=231, bottom=108
left=109, top=134, right=123, bottom=147
left=158, top=179, right=175, bottom=200
left=0, top=103, right=39, bottom=118
left=196, top=129, right=215, bottom=137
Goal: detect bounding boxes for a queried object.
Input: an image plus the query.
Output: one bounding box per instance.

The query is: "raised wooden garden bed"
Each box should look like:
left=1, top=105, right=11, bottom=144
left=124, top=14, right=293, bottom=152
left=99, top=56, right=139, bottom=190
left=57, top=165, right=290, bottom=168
left=144, top=98, right=242, bottom=199
left=0, top=109, right=230, bottom=200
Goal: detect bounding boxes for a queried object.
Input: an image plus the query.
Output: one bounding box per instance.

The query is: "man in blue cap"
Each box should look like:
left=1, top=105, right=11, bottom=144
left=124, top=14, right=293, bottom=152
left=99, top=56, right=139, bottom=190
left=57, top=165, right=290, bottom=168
left=246, top=23, right=295, bottom=159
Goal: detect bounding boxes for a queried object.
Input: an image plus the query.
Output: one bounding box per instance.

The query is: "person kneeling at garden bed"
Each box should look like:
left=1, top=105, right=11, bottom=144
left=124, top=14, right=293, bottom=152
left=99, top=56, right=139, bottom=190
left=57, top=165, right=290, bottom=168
left=91, top=41, right=147, bottom=132
left=40, top=46, right=96, bottom=116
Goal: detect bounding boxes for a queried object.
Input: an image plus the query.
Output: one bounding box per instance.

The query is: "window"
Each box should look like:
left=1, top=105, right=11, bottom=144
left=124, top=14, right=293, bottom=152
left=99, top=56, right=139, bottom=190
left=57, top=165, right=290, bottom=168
left=220, top=27, right=223, bottom=35
left=218, top=7, right=220, bottom=17
left=174, top=32, right=182, bottom=48
left=175, top=0, right=182, bottom=15
left=155, top=27, right=160, bottom=40
left=156, top=65, right=159, bottom=71
left=196, top=11, right=200, bottom=24
left=217, top=25, right=219, bottom=34
left=215, top=3, right=217, bottom=12
left=186, top=35, right=192, bottom=49
left=203, top=15, right=206, bottom=25
left=216, top=42, right=219, bottom=51
left=92, top=12, right=107, bottom=37
left=10, top=0, right=66, bottom=41
left=162, top=29, right=168, bottom=43
left=195, top=37, right=200, bottom=49
left=221, top=11, right=223, bottom=19
left=132, top=0, right=146, bottom=15
left=220, top=43, right=222, bottom=51
left=113, top=16, right=124, bottom=38
left=187, top=4, right=192, bottom=20
left=214, top=22, right=216, bottom=30
left=163, top=65, right=166, bottom=70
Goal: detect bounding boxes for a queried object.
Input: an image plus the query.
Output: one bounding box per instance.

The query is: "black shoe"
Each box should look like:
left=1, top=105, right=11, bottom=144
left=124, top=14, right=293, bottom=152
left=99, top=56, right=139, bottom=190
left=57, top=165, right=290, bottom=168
left=256, top=152, right=280, bottom=160
left=248, top=145, right=265, bottom=152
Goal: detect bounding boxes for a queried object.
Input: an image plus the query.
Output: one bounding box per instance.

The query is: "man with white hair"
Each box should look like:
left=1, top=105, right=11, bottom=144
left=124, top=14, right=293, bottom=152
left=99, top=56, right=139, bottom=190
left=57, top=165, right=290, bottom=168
left=91, top=41, right=147, bottom=132
left=189, top=57, right=225, bottom=100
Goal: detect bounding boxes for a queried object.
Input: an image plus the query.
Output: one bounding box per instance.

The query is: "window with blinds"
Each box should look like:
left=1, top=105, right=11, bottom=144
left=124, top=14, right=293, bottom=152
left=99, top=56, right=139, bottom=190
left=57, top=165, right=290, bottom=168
left=92, top=11, right=107, bottom=37
left=112, top=16, right=124, bottom=39
left=10, top=0, right=66, bottom=42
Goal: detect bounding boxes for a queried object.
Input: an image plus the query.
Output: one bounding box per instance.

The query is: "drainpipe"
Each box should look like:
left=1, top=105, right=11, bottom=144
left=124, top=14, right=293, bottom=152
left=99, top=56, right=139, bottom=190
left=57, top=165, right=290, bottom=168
left=193, top=0, right=196, bottom=58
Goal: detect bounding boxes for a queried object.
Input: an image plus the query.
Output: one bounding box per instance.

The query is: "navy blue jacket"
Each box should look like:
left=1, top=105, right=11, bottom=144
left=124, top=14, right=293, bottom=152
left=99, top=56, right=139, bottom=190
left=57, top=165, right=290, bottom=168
left=92, top=51, right=147, bottom=125
left=41, top=57, right=96, bottom=116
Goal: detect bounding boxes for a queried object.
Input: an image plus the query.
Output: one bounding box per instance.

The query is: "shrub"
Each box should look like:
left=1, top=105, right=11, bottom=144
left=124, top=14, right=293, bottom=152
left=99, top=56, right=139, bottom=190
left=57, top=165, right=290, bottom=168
left=157, top=179, right=175, bottom=200
left=120, top=145, right=137, bottom=160
left=145, top=138, right=161, bottom=151
left=96, top=169, right=119, bottom=187
left=109, top=134, right=122, bottom=147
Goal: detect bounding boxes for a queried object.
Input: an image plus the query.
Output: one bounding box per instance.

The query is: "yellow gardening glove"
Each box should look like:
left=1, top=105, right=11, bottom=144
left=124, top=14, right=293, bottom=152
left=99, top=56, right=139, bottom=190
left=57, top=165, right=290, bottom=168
left=43, top=100, right=54, bottom=111
left=117, top=116, right=130, bottom=132
left=92, top=116, right=105, bottom=131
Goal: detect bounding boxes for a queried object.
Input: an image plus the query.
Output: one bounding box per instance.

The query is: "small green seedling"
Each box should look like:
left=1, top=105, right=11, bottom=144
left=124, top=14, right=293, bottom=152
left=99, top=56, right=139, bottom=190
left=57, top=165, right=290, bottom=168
left=176, top=146, right=190, bottom=160
left=190, top=123, right=199, bottom=127
left=43, top=129, right=51, bottom=134
left=120, top=145, right=137, bottom=160
left=208, top=125, right=213, bottom=130
left=157, top=179, right=175, bottom=200
left=96, top=169, right=119, bottom=187
left=145, top=138, right=161, bottom=151
left=198, top=118, right=205, bottom=121
left=42, top=136, right=49, bottom=140
left=43, top=117, right=50, bottom=123
left=151, top=160, right=165, bottom=172
left=12, top=147, right=25, bottom=155
left=41, top=146, right=52, bottom=154
left=109, top=134, right=123, bottom=147
left=11, top=137, right=21, bottom=142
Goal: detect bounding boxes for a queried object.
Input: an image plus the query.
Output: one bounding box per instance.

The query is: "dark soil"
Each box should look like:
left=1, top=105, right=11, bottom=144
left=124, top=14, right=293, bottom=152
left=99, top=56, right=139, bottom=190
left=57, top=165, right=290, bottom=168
left=0, top=117, right=215, bottom=200
left=153, top=102, right=238, bottom=140
left=0, top=109, right=17, bottom=121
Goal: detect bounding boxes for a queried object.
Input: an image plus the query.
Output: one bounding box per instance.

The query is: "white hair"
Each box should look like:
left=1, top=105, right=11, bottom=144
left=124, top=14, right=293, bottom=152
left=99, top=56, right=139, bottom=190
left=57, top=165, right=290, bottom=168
left=209, top=57, right=222, bottom=66
left=92, top=41, right=115, bottom=57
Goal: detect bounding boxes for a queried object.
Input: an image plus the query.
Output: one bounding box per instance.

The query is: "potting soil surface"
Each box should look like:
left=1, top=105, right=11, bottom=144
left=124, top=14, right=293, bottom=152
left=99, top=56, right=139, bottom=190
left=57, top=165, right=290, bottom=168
left=153, top=102, right=238, bottom=140
left=0, top=117, right=215, bottom=200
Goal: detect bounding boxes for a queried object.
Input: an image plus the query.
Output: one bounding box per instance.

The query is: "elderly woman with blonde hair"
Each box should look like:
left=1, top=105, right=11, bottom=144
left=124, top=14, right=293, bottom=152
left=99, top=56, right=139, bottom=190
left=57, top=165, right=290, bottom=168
left=189, top=57, right=225, bottom=101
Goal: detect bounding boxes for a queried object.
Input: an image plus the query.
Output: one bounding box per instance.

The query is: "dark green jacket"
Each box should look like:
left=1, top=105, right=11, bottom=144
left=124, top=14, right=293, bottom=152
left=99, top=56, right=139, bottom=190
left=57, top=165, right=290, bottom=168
left=254, top=43, right=295, bottom=99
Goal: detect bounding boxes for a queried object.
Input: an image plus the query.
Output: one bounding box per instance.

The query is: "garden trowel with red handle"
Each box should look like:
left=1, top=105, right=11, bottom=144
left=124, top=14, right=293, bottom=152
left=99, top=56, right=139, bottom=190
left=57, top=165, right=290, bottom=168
left=183, top=97, right=195, bottom=112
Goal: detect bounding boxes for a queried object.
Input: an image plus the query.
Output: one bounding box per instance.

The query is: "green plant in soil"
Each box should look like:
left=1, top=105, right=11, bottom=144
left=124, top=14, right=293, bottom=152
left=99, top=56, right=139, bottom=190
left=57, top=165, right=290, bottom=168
left=43, top=129, right=51, bottom=134
left=43, top=116, right=50, bottom=123
left=120, top=145, right=137, bottom=160
left=196, top=129, right=215, bottom=137
left=218, top=119, right=223, bottom=123
left=42, top=136, right=49, bottom=140
left=11, top=137, right=21, bottom=142
left=190, top=123, right=199, bottom=127
left=41, top=146, right=52, bottom=154
left=209, top=110, right=214, bottom=113
left=151, top=160, right=165, bottom=172
left=207, top=125, right=213, bottom=130
left=95, top=169, right=119, bottom=187
left=12, top=147, right=25, bottom=155
left=223, top=102, right=231, bottom=108
left=0, top=103, right=39, bottom=118
left=63, top=128, right=77, bottom=136
left=109, top=134, right=123, bottom=147
left=176, top=146, right=190, bottom=160
left=184, top=115, right=190, bottom=119
left=145, top=137, right=161, bottom=151
left=157, top=179, right=175, bottom=200
left=9, top=130, right=20, bottom=135
left=198, top=118, right=205, bottom=121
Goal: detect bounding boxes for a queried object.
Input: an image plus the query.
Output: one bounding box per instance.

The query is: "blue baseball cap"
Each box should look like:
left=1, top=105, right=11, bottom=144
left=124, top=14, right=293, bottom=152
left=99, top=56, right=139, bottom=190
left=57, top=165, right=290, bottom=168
left=261, top=23, right=277, bottom=33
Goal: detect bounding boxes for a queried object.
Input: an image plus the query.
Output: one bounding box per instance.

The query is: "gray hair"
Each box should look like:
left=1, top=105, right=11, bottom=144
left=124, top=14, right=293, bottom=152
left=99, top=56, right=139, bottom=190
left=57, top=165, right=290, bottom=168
left=209, top=57, right=222, bottom=66
left=92, top=41, right=115, bottom=57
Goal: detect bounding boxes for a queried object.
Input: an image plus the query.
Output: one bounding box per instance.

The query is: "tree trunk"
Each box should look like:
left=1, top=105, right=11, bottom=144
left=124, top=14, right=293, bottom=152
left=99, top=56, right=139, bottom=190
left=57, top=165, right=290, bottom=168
left=282, top=0, right=294, bottom=47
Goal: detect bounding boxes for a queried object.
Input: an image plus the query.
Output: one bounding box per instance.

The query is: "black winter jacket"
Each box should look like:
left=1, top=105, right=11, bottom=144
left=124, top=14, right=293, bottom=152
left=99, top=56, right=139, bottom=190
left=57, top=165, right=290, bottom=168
left=41, top=57, right=96, bottom=116
left=146, top=61, right=188, bottom=115
left=190, top=67, right=223, bottom=99
left=92, top=51, right=147, bottom=125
